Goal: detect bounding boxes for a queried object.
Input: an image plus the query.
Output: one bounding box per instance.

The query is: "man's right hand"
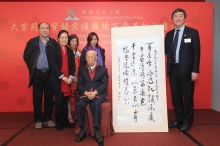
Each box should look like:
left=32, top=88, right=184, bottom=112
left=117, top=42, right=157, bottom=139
left=84, top=91, right=91, bottom=100
left=85, top=91, right=97, bottom=100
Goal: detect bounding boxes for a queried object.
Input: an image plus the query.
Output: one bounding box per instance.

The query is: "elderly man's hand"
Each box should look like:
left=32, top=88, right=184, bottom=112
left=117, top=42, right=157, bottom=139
left=85, top=90, right=98, bottom=100
left=90, top=90, right=98, bottom=99
left=85, top=91, right=93, bottom=100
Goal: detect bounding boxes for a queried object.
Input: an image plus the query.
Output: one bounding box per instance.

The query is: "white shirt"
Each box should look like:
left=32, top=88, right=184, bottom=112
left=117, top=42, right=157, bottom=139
left=88, top=62, right=97, bottom=72
left=173, top=25, right=185, bottom=63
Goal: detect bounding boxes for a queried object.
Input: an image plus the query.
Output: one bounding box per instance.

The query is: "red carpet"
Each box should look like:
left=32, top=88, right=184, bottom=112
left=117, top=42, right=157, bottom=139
left=0, top=110, right=220, bottom=146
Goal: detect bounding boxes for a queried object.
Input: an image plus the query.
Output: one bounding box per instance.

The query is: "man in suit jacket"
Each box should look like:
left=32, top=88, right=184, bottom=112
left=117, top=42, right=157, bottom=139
left=23, top=22, right=56, bottom=129
left=165, top=8, right=200, bottom=132
left=75, top=50, right=108, bottom=143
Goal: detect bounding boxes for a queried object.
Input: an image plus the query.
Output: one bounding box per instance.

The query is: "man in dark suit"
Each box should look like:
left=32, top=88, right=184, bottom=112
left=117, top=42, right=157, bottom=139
left=75, top=50, right=108, bottom=143
left=165, top=8, right=200, bottom=132
left=23, top=22, right=56, bottom=129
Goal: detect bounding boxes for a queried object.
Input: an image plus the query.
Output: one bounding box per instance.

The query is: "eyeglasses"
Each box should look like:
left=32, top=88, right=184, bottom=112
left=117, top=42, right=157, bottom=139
left=59, top=37, right=68, bottom=40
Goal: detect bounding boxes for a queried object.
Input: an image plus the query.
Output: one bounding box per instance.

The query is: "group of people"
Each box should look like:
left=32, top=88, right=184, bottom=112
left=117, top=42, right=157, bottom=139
left=23, top=22, right=107, bottom=143
left=23, top=7, right=200, bottom=143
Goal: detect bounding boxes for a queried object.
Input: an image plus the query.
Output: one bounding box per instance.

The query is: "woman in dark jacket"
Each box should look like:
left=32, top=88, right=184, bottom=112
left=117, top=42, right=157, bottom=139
left=80, top=32, right=105, bottom=67
left=48, top=30, right=75, bottom=131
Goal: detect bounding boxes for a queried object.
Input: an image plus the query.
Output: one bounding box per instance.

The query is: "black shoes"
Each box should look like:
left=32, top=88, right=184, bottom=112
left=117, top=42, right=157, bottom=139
left=168, top=121, right=182, bottom=128
left=94, top=131, right=103, bottom=143
left=76, top=130, right=86, bottom=142
left=62, top=120, right=74, bottom=128
left=76, top=129, right=103, bottom=143
left=179, top=124, right=191, bottom=132
left=169, top=121, right=191, bottom=132
left=56, top=121, right=63, bottom=131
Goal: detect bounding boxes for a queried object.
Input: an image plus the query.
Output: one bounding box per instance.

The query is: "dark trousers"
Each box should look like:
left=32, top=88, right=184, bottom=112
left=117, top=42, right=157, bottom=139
left=76, top=97, right=106, bottom=128
left=169, top=65, right=194, bottom=125
left=51, top=80, right=69, bottom=122
left=33, top=70, right=54, bottom=122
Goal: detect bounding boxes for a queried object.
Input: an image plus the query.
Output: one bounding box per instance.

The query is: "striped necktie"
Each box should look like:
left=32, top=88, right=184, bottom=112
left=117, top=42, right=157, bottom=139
left=171, top=30, right=180, bottom=64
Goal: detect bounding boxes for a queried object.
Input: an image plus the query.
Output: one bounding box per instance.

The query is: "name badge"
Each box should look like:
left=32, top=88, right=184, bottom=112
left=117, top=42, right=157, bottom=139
left=184, top=38, right=191, bottom=43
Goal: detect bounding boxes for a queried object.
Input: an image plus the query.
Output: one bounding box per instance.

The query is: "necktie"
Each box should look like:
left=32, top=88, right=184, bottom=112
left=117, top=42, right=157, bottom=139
left=171, top=30, right=180, bottom=64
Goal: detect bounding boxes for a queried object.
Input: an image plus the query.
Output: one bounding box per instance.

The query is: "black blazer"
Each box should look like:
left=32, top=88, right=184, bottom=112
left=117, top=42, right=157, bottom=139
left=80, top=48, right=105, bottom=67
left=165, top=26, right=200, bottom=79
left=48, top=44, right=75, bottom=81
left=77, top=65, right=108, bottom=98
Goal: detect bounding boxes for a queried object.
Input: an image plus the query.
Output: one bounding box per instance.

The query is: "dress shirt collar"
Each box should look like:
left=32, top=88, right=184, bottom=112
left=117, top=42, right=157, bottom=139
left=88, top=62, right=97, bottom=72
left=175, top=25, right=185, bottom=32
left=39, top=36, right=49, bottom=44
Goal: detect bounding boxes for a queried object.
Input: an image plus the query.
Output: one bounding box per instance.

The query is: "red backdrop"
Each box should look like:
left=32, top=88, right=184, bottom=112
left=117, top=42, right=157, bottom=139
left=0, top=2, right=213, bottom=112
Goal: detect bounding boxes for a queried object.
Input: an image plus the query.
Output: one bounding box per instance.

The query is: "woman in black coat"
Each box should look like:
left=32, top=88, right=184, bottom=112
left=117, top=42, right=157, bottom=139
left=48, top=30, right=75, bottom=131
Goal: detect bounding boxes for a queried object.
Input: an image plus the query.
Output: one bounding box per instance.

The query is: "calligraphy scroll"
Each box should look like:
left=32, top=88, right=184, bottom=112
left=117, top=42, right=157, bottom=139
left=111, top=25, right=168, bottom=132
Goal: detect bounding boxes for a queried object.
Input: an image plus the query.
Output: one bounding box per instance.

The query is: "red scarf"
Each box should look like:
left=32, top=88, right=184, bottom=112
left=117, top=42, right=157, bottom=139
left=86, top=63, right=98, bottom=92
left=60, top=45, right=70, bottom=96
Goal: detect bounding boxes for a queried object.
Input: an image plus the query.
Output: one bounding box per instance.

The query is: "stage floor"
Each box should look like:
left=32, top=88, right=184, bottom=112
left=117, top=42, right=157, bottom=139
left=0, top=109, right=220, bottom=146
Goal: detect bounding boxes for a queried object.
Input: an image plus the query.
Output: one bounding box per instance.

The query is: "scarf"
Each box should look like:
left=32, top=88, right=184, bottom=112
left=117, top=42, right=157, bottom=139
left=79, top=63, right=100, bottom=99
left=59, top=45, right=70, bottom=96
left=86, top=63, right=98, bottom=92
left=84, top=45, right=103, bottom=66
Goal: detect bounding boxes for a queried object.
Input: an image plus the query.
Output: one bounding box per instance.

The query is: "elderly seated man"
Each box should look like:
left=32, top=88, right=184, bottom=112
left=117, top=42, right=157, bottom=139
left=75, top=50, right=108, bottom=143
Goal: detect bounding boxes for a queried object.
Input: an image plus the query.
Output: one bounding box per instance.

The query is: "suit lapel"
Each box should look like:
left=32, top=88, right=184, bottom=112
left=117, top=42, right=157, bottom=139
left=82, top=66, right=91, bottom=81
left=168, top=29, right=175, bottom=54
left=93, top=66, right=101, bottom=81
left=180, top=26, right=189, bottom=50
left=170, top=29, right=175, bottom=40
